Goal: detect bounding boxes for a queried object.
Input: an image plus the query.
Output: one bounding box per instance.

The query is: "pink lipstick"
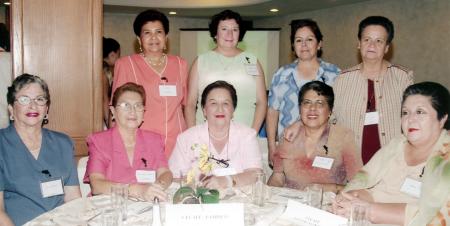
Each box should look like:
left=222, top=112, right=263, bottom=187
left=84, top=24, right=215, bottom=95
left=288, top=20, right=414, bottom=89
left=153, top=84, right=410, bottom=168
left=26, top=112, right=39, bottom=117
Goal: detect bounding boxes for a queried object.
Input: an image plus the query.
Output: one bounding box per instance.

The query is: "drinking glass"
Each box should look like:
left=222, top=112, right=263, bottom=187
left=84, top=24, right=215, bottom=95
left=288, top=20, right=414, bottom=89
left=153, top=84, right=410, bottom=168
left=101, top=208, right=119, bottom=226
left=349, top=203, right=370, bottom=226
left=111, top=183, right=129, bottom=222
left=306, top=184, right=323, bottom=208
left=252, top=172, right=266, bottom=206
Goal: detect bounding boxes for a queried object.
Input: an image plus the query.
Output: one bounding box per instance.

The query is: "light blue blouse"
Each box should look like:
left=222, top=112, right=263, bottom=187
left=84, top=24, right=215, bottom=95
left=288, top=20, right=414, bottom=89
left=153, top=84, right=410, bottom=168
left=268, top=59, right=340, bottom=139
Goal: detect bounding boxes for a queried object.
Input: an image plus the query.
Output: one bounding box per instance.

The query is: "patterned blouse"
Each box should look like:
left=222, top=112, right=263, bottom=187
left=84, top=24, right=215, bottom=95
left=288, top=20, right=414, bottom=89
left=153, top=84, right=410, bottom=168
left=268, top=59, right=340, bottom=139
left=272, top=124, right=362, bottom=189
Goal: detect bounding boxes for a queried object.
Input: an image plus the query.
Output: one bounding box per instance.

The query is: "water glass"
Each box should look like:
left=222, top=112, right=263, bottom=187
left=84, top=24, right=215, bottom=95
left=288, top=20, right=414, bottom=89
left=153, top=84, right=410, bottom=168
left=306, top=184, right=322, bottom=208
left=101, top=208, right=119, bottom=226
left=111, top=183, right=129, bottom=222
left=252, top=172, right=266, bottom=206
left=349, top=203, right=370, bottom=226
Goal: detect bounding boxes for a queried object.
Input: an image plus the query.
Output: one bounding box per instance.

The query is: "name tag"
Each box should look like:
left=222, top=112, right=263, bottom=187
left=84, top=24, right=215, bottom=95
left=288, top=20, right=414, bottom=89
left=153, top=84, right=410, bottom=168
left=40, top=178, right=64, bottom=198
left=159, top=85, right=177, bottom=96
left=364, top=111, right=379, bottom=125
left=245, top=64, right=259, bottom=76
left=165, top=203, right=244, bottom=226
left=212, top=167, right=237, bottom=176
left=312, top=156, right=334, bottom=170
left=400, top=177, right=422, bottom=198
left=136, top=170, right=156, bottom=183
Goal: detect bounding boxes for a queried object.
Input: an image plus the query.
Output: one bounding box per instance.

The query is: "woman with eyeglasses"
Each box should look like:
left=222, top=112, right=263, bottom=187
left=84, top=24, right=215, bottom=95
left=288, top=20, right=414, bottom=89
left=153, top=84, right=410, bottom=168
left=266, top=19, right=340, bottom=165
left=268, top=81, right=362, bottom=193
left=111, top=9, right=188, bottom=158
left=84, top=83, right=172, bottom=201
left=169, top=81, right=262, bottom=189
left=0, top=74, right=81, bottom=226
left=286, top=16, right=414, bottom=164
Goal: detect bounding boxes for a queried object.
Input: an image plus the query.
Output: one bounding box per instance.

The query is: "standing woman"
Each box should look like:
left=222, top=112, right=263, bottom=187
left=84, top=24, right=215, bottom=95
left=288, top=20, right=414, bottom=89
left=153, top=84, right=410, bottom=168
left=267, top=19, right=340, bottom=163
left=0, top=74, right=80, bottom=226
left=112, top=9, right=188, bottom=157
left=185, top=9, right=267, bottom=132
left=102, top=37, right=120, bottom=127
left=333, top=16, right=413, bottom=164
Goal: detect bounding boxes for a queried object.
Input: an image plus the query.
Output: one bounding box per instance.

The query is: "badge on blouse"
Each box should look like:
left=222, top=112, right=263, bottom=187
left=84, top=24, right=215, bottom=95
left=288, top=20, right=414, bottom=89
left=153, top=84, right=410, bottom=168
left=212, top=167, right=237, bottom=176
left=40, top=178, right=64, bottom=198
left=245, top=64, right=259, bottom=76
left=159, top=84, right=177, bottom=96
left=364, top=111, right=379, bottom=125
left=136, top=170, right=156, bottom=183
left=312, top=156, right=334, bottom=170
left=400, top=177, right=422, bottom=198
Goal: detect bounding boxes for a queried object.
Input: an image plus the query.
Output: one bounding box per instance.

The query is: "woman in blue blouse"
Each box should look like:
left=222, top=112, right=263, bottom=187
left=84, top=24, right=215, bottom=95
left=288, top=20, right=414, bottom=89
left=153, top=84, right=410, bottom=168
left=266, top=19, right=340, bottom=165
left=0, top=74, right=80, bottom=226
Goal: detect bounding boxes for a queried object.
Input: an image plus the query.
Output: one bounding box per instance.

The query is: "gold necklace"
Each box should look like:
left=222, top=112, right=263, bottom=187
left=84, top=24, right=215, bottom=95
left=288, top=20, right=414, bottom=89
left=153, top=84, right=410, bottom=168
left=144, top=53, right=166, bottom=66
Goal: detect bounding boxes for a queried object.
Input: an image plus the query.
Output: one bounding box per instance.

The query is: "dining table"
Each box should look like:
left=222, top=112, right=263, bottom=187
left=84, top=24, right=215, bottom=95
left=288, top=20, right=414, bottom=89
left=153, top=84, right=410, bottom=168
left=24, top=182, right=337, bottom=226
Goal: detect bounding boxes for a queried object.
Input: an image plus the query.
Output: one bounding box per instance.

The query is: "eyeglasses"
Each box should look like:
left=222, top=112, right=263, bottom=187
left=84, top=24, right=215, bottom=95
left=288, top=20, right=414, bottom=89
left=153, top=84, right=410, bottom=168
left=15, top=95, right=48, bottom=106
left=301, top=99, right=327, bottom=109
left=115, top=102, right=145, bottom=112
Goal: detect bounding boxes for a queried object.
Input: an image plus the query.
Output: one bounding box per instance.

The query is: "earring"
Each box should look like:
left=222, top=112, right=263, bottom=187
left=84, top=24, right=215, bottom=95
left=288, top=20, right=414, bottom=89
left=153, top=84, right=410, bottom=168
left=43, top=114, right=49, bottom=125
left=139, top=45, right=143, bottom=53
left=9, top=115, right=14, bottom=121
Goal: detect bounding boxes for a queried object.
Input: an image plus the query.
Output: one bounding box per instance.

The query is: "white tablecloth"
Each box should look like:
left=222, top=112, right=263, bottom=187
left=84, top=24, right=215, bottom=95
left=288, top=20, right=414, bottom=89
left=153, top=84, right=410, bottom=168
left=24, top=183, right=335, bottom=226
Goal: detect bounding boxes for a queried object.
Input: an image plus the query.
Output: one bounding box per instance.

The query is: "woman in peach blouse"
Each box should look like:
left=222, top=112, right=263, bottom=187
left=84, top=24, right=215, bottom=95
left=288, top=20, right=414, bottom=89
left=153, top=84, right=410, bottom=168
left=112, top=9, right=188, bottom=157
left=268, top=81, right=362, bottom=192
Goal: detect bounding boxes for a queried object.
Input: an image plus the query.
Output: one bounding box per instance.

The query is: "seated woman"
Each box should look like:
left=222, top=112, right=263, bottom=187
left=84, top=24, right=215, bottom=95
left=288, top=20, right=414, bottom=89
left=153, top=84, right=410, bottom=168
left=0, top=74, right=81, bottom=226
left=84, top=82, right=172, bottom=201
left=268, top=81, right=363, bottom=193
left=333, top=82, right=449, bottom=225
left=169, top=81, right=262, bottom=189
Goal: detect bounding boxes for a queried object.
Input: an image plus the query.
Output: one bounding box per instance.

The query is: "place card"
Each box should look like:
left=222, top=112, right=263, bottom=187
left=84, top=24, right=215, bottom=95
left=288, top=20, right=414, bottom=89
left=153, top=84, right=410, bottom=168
left=165, top=203, right=244, bottom=226
left=279, top=199, right=347, bottom=226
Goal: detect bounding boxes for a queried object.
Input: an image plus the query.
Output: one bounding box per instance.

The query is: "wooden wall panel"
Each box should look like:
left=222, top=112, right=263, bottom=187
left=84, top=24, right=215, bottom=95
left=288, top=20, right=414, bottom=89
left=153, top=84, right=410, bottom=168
left=12, top=0, right=103, bottom=157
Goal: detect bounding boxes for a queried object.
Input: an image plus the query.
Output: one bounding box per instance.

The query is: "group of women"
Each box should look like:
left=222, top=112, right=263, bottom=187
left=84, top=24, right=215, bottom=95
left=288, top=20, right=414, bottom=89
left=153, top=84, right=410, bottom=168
left=0, top=8, right=448, bottom=226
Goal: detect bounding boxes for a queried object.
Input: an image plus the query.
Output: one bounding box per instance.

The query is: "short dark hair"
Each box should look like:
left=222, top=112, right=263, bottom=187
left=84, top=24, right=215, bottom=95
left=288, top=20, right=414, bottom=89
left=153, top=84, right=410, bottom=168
left=111, top=82, right=146, bottom=107
left=103, top=37, right=120, bottom=59
left=133, top=9, right=169, bottom=36
left=201, top=81, right=237, bottom=109
left=7, top=74, right=51, bottom=107
left=402, top=82, right=450, bottom=130
left=298, top=81, right=334, bottom=111
left=0, top=23, right=10, bottom=51
left=290, top=19, right=323, bottom=57
left=358, top=16, right=394, bottom=44
left=209, top=10, right=246, bottom=42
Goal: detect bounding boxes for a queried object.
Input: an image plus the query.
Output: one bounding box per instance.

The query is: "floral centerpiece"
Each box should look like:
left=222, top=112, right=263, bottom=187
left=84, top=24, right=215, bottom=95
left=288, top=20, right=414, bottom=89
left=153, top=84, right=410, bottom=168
left=173, top=143, right=220, bottom=204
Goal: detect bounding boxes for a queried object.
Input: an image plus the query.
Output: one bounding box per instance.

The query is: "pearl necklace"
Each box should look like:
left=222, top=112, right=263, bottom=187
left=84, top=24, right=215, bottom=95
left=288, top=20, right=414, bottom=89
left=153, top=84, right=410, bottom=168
left=208, top=130, right=229, bottom=141
left=144, top=53, right=166, bottom=66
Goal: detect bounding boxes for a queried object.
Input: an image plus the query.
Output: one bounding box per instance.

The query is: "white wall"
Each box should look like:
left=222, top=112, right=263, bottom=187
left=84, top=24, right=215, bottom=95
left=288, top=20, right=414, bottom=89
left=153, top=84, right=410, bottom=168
left=254, top=0, right=450, bottom=88
left=104, top=12, right=209, bottom=57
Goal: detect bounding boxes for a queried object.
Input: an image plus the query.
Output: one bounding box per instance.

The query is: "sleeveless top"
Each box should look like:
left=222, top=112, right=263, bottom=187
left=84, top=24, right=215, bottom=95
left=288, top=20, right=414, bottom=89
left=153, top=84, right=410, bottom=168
left=197, top=50, right=258, bottom=127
